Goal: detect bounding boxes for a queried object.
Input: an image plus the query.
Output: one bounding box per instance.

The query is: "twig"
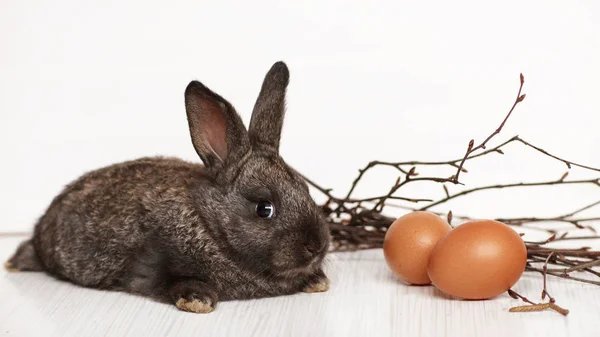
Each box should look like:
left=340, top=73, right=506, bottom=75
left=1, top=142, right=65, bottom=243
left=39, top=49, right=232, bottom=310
left=530, top=255, right=600, bottom=279
left=508, top=288, right=569, bottom=316
left=541, top=253, right=555, bottom=302
left=515, top=137, right=600, bottom=172
left=508, top=289, right=536, bottom=305
left=527, top=235, right=600, bottom=245
left=419, top=179, right=600, bottom=211
left=561, top=260, right=600, bottom=273
left=454, top=74, right=525, bottom=183
left=527, top=266, right=600, bottom=286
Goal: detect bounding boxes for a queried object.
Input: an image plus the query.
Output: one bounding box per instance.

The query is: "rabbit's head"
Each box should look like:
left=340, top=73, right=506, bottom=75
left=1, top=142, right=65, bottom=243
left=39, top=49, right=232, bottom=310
left=184, top=62, right=330, bottom=279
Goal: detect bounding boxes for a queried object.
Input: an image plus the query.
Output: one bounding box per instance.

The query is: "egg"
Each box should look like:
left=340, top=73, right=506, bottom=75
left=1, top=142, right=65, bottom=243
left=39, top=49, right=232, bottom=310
left=427, top=219, right=527, bottom=300
left=383, top=211, right=452, bottom=285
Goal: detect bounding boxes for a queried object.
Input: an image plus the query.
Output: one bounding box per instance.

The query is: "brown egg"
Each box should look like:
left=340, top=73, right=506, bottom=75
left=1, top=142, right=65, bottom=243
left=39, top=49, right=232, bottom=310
left=427, top=219, right=527, bottom=300
left=383, top=211, right=452, bottom=285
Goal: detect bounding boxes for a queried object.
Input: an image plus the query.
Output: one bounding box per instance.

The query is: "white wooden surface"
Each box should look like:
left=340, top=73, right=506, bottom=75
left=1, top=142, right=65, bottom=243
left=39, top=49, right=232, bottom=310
left=1, top=235, right=599, bottom=337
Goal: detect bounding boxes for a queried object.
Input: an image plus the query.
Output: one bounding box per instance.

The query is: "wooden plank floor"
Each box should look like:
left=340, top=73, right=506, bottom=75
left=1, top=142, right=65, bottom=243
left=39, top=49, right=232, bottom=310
left=1, top=236, right=598, bottom=337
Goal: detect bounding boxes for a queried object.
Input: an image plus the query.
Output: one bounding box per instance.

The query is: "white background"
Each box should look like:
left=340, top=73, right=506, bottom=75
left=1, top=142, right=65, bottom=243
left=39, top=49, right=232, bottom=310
left=1, top=0, right=599, bottom=232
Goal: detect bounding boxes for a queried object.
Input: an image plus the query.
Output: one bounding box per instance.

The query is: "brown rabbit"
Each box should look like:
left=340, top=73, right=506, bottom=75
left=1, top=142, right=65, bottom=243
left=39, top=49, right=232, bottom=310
left=5, top=61, right=331, bottom=313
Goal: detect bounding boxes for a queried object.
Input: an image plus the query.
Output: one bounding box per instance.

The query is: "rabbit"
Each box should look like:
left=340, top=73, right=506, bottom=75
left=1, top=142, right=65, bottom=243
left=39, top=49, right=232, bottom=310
left=4, top=61, right=331, bottom=313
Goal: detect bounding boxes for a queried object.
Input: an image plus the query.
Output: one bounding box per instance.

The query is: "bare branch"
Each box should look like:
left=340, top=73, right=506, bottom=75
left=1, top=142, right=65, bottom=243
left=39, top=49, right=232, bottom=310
left=299, top=72, right=600, bottom=294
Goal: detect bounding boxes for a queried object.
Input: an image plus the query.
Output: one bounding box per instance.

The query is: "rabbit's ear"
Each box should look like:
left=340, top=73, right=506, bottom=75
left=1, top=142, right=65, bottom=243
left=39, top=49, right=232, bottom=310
left=248, top=61, right=289, bottom=153
left=184, top=81, right=250, bottom=169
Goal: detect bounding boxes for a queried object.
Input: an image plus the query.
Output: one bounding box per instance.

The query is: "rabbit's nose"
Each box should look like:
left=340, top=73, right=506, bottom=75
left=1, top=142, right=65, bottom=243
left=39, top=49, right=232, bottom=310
left=304, top=241, right=327, bottom=257
left=304, top=244, right=318, bottom=255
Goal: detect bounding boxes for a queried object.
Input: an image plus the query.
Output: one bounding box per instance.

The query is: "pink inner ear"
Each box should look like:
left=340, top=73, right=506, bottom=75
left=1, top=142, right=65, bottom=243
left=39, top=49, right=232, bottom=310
left=200, top=100, right=228, bottom=161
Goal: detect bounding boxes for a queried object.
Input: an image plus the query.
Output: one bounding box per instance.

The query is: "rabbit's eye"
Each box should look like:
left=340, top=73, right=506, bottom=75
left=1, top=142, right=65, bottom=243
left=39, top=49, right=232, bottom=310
left=256, top=201, right=275, bottom=218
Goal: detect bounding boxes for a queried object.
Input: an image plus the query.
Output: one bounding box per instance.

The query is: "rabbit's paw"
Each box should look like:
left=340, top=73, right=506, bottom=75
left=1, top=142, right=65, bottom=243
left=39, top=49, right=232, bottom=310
left=175, top=297, right=215, bottom=314
left=303, top=274, right=330, bottom=293
left=170, top=280, right=219, bottom=314
left=4, top=261, right=19, bottom=272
